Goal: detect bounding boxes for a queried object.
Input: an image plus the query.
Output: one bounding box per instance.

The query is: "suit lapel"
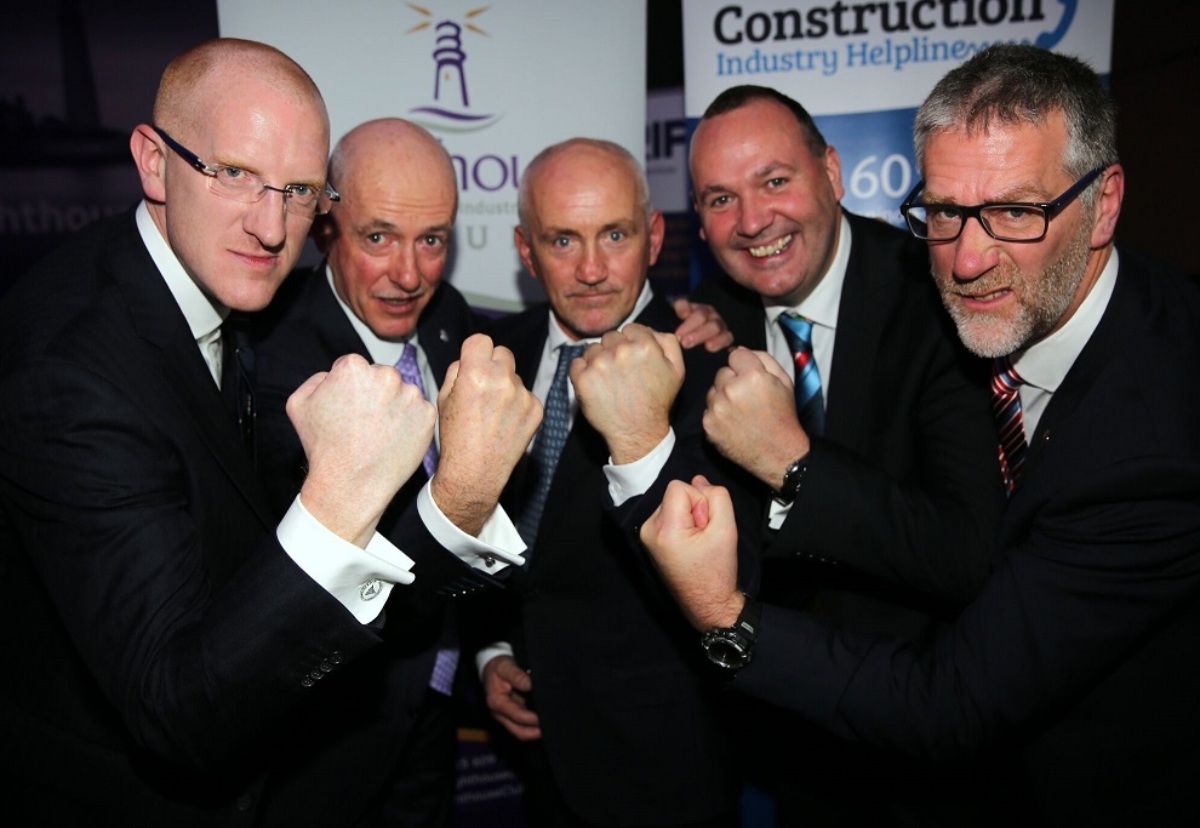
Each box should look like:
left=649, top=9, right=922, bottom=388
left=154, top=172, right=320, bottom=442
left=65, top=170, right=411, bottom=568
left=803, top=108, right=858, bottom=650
left=109, top=223, right=275, bottom=529
left=824, top=215, right=893, bottom=451
left=1024, top=266, right=1131, bottom=479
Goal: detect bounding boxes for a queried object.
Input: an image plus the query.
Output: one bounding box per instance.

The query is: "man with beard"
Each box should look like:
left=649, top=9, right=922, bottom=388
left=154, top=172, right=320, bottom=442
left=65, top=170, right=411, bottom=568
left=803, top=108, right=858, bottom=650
left=640, top=44, right=1200, bottom=825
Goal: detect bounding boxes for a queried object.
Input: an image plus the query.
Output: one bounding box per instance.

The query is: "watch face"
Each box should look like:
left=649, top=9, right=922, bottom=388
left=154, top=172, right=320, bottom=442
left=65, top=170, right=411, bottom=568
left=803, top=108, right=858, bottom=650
left=703, top=630, right=751, bottom=669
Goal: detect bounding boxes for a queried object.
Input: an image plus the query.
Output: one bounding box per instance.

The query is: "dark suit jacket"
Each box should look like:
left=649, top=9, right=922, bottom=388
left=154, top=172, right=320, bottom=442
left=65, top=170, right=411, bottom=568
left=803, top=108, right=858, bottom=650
left=248, top=265, right=483, bottom=822
left=693, top=210, right=1003, bottom=636
left=484, top=292, right=760, bottom=826
left=738, top=249, right=1200, bottom=825
left=0, top=212, right=489, bottom=826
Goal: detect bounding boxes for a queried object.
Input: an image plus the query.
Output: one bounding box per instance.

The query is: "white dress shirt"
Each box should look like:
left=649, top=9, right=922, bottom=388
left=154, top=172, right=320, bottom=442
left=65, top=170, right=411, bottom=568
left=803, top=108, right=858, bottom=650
left=137, top=202, right=522, bottom=624
left=1008, top=249, right=1119, bottom=439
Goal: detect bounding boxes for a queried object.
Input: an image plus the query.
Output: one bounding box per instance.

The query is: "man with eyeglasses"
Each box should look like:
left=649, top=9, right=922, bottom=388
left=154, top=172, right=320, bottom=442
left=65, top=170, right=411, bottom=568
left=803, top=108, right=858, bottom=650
left=684, top=83, right=1004, bottom=822
left=0, top=38, right=536, bottom=825
left=641, top=44, right=1200, bottom=824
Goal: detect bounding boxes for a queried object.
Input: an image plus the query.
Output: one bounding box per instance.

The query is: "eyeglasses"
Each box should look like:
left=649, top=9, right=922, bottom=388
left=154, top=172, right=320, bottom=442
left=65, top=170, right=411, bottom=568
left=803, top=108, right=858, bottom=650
left=152, top=126, right=339, bottom=217
left=899, top=165, right=1108, bottom=243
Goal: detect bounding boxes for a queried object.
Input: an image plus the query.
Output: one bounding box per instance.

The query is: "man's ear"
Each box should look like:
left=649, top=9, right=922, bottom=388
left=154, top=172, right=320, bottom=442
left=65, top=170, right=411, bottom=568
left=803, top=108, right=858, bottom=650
left=130, top=125, right=167, bottom=203
left=1089, top=164, right=1124, bottom=249
left=647, top=210, right=666, bottom=267
left=312, top=214, right=335, bottom=256
left=514, top=225, right=539, bottom=281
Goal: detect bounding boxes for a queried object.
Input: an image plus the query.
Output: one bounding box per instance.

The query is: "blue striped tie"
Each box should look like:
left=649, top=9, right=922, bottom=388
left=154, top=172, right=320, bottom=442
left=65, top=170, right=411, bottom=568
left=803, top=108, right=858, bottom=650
left=778, top=312, right=825, bottom=437
left=992, top=356, right=1027, bottom=496
left=518, top=343, right=586, bottom=546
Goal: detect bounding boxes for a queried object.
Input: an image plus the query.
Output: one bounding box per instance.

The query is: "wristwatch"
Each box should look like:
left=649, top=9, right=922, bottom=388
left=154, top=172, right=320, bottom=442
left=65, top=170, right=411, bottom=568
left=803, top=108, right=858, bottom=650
left=773, top=454, right=810, bottom=505
left=700, top=595, right=762, bottom=671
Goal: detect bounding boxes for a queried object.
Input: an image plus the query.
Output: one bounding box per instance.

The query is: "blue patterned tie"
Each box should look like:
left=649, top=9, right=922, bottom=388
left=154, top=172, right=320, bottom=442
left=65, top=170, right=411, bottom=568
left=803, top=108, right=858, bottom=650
left=518, top=343, right=586, bottom=546
left=394, top=343, right=439, bottom=479
left=778, top=312, right=825, bottom=437
left=992, top=355, right=1027, bottom=496
left=393, top=342, right=456, bottom=694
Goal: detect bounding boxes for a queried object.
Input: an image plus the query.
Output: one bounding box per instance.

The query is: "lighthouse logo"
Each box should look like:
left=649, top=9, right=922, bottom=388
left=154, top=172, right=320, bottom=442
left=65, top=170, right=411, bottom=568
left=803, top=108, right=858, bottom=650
left=405, top=3, right=503, bottom=133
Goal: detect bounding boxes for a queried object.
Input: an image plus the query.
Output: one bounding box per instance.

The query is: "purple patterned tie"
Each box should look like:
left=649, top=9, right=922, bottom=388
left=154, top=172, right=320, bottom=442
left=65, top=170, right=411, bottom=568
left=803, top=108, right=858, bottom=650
left=992, top=356, right=1028, bottom=496
left=394, top=342, right=456, bottom=694
left=394, top=343, right=438, bottom=479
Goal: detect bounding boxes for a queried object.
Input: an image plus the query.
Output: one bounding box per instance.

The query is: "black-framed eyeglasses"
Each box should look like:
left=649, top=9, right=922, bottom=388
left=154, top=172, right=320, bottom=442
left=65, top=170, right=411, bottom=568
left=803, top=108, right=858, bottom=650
left=899, top=165, right=1108, bottom=243
left=152, top=126, right=339, bottom=217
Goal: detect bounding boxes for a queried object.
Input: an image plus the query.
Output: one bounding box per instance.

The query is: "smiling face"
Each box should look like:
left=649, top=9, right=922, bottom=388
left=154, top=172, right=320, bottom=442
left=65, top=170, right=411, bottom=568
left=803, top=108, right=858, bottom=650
left=922, top=112, right=1107, bottom=357
left=515, top=142, right=664, bottom=341
left=319, top=120, right=457, bottom=341
left=689, top=98, right=844, bottom=307
left=138, top=52, right=330, bottom=313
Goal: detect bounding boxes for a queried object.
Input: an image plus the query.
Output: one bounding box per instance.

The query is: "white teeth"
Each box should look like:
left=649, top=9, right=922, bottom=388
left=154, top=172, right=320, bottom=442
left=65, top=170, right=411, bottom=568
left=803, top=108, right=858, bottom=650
left=749, top=234, right=793, bottom=258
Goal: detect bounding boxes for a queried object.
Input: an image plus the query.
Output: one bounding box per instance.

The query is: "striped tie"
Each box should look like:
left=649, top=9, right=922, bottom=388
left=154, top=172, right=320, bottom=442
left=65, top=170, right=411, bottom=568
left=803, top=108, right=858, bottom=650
left=518, top=343, right=586, bottom=546
left=778, top=312, right=825, bottom=437
left=394, top=342, right=456, bottom=695
left=992, top=356, right=1028, bottom=496
left=394, top=343, right=439, bottom=479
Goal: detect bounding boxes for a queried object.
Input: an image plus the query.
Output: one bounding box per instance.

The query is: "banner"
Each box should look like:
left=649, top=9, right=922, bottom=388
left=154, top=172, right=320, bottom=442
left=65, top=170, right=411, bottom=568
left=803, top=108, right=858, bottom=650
left=219, top=0, right=647, bottom=311
left=683, top=0, right=1114, bottom=225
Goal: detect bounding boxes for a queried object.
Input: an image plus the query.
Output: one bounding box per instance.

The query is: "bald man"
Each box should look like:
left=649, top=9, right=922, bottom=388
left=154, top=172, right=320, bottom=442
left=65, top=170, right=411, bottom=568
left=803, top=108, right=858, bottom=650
left=0, top=41, right=534, bottom=826
left=253, top=117, right=486, bottom=827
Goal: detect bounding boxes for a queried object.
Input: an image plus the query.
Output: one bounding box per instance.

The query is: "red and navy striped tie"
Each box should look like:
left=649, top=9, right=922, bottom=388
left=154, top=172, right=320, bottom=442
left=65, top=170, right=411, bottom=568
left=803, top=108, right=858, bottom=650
left=778, top=312, right=825, bottom=437
left=992, top=355, right=1028, bottom=496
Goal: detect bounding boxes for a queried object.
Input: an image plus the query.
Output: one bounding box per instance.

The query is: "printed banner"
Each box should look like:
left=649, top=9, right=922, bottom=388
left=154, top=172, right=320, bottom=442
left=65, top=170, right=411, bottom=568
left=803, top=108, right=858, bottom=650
left=219, top=0, right=648, bottom=311
left=683, top=0, right=1114, bottom=225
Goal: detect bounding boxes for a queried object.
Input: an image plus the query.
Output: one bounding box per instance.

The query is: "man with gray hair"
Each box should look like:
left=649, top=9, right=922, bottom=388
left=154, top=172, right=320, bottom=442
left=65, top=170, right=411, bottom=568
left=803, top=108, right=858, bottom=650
left=641, top=44, right=1200, bottom=824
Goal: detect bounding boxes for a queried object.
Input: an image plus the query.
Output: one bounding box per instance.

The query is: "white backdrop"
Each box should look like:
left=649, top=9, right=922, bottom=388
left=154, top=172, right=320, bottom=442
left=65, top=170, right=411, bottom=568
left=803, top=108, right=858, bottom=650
left=218, top=0, right=647, bottom=311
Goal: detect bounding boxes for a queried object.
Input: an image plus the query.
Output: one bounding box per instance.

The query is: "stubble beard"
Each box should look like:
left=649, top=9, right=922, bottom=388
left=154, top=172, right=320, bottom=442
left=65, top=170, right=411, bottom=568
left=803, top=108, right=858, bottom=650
left=940, top=219, right=1094, bottom=359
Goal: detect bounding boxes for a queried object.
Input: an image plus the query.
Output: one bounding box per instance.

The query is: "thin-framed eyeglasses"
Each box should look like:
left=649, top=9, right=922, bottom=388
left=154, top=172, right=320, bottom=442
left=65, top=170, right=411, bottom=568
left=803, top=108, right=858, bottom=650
left=899, top=165, right=1108, bottom=243
left=152, top=126, right=339, bottom=217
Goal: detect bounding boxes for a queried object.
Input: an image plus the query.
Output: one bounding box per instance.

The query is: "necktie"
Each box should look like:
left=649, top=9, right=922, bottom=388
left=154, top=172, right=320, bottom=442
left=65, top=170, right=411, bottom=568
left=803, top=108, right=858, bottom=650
left=518, top=343, right=586, bottom=546
left=778, top=312, right=825, bottom=437
left=992, top=355, right=1028, bottom=496
left=220, top=314, right=256, bottom=463
left=393, top=342, right=456, bottom=694
left=394, top=343, right=439, bottom=479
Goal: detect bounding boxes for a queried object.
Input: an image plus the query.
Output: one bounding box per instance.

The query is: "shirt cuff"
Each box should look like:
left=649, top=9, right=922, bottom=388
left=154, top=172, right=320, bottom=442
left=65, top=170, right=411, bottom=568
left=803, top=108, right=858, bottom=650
left=476, top=641, right=516, bottom=678
left=767, top=498, right=793, bottom=530
left=277, top=496, right=415, bottom=625
left=604, top=429, right=676, bottom=506
left=417, top=480, right=526, bottom=574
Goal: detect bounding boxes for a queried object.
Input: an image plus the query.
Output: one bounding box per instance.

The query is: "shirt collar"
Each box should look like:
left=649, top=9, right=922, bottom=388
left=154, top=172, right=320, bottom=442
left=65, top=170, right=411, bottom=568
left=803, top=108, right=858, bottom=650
left=325, top=264, right=417, bottom=366
left=136, top=201, right=228, bottom=341
left=1010, top=248, right=1120, bottom=394
left=763, top=211, right=850, bottom=331
left=547, top=280, right=654, bottom=351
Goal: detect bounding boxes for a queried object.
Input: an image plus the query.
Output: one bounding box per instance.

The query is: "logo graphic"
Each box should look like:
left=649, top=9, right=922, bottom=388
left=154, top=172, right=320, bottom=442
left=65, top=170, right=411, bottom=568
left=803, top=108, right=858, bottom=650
left=1035, top=0, right=1077, bottom=49
left=405, top=3, right=503, bottom=133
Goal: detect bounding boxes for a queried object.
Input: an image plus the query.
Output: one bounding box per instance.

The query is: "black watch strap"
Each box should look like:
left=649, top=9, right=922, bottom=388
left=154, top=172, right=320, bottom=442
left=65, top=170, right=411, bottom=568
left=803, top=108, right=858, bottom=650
left=773, top=454, right=810, bottom=505
left=700, top=595, right=762, bottom=671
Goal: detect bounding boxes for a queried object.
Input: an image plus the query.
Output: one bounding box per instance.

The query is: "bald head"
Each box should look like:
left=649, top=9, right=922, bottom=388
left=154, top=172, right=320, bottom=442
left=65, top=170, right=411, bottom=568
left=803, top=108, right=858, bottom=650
left=328, top=118, right=458, bottom=220
left=153, top=38, right=327, bottom=141
left=319, top=118, right=460, bottom=341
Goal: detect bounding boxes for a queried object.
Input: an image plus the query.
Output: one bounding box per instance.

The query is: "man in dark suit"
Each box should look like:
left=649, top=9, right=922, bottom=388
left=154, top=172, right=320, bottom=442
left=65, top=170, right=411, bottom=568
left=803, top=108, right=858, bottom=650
left=642, top=44, right=1200, bottom=825
left=686, top=84, right=1004, bottom=821
left=477, top=138, right=759, bottom=827
left=251, top=119, right=736, bottom=826
left=0, top=39, right=537, bottom=826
